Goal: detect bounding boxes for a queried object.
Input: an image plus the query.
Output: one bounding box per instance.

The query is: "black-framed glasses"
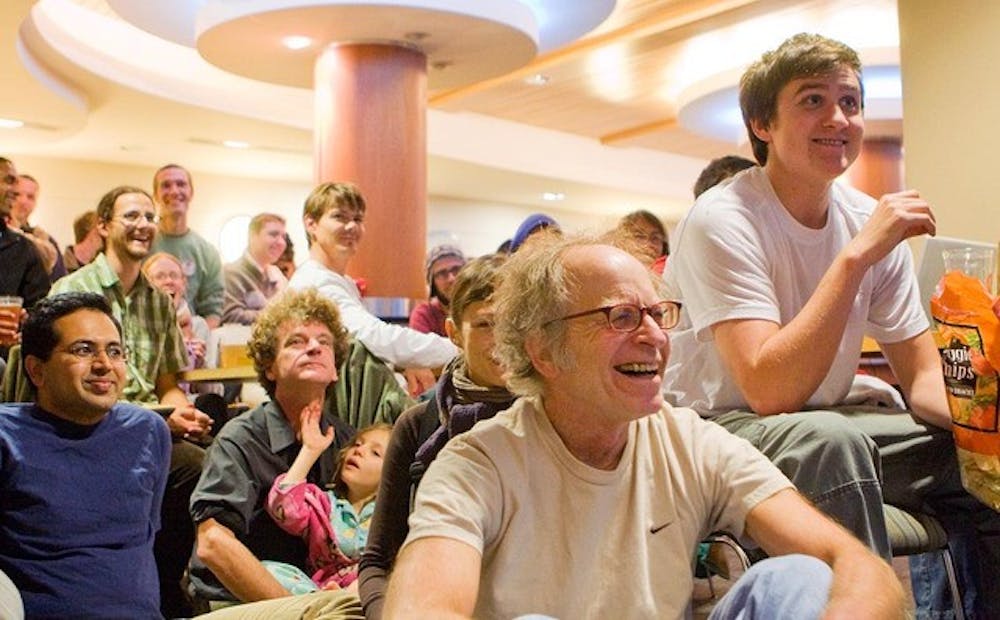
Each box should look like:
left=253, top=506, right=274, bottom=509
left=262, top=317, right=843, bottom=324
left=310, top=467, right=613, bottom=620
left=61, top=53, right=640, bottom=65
left=116, top=210, right=160, bottom=226
left=56, top=341, right=129, bottom=363
left=544, top=301, right=682, bottom=332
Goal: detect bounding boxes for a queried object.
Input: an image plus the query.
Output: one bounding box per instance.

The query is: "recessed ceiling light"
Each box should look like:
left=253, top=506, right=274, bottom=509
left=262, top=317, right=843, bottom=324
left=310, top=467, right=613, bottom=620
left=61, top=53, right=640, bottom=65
left=281, top=35, right=313, bottom=50
left=0, top=118, right=25, bottom=129
left=542, top=192, right=565, bottom=201
left=222, top=140, right=251, bottom=149
left=525, top=73, right=550, bottom=86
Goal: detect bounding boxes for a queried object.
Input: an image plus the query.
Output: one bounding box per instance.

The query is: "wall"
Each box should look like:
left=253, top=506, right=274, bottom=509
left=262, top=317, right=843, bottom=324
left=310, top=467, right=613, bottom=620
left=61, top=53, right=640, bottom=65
left=898, top=2, right=1000, bottom=246
left=11, top=155, right=638, bottom=278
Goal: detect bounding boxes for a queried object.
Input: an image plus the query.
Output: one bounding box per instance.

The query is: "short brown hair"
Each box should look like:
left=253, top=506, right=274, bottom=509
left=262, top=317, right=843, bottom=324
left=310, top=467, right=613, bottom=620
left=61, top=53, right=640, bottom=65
left=449, top=254, right=506, bottom=325
left=96, top=186, right=153, bottom=222
left=248, top=212, right=286, bottom=238
left=72, top=211, right=99, bottom=243
left=152, top=163, right=192, bottom=190
left=302, top=182, right=365, bottom=244
left=740, top=33, right=863, bottom=165
left=247, top=288, right=349, bottom=398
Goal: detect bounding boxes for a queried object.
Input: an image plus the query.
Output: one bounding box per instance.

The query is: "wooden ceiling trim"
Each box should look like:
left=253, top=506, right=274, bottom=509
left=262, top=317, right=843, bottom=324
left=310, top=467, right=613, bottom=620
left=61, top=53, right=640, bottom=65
left=600, top=117, right=678, bottom=145
left=429, top=0, right=765, bottom=107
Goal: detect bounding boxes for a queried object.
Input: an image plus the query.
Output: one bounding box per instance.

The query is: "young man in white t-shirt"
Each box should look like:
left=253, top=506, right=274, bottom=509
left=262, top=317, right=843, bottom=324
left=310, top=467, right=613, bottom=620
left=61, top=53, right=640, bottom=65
left=664, top=33, right=999, bottom=616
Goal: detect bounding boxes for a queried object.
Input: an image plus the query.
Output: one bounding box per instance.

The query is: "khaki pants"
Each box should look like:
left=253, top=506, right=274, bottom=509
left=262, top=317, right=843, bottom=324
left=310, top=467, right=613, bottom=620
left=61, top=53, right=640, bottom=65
left=197, top=590, right=363, bottom=620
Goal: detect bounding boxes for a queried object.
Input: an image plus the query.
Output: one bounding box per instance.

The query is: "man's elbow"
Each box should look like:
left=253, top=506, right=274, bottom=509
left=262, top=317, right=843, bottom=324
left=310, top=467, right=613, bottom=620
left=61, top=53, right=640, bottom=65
left=744, top=391, right=801, bottom=417
left=195, top=520, right=229, bottom=568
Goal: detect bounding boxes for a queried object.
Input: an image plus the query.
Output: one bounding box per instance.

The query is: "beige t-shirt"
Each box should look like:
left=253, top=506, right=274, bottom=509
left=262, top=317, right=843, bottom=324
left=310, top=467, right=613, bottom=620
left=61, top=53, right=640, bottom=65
left=404, top=397, right=792, bottom=620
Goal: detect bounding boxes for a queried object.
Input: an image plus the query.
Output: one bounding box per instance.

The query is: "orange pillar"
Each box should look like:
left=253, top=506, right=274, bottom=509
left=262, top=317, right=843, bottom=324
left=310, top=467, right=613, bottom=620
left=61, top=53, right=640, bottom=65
left=314, top=43, right=427, bottom=299
left=846, top=137, right=904, bottom=197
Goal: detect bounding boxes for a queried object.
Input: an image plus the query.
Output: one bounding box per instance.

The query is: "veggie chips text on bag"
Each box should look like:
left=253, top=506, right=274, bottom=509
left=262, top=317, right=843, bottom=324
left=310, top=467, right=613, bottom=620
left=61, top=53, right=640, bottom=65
left=930, top=271, right=1000, bottom=511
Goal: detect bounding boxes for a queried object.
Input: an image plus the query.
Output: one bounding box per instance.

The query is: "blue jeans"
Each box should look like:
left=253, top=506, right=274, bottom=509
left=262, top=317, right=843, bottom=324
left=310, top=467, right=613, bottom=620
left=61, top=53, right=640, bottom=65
left=910, top=532, right=980, bottom=619
left=709, top=555, right=832, bottom=620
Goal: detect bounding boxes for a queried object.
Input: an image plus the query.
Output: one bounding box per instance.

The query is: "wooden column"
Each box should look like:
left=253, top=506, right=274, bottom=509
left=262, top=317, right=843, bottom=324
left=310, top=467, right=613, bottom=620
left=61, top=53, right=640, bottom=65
left=314, top=43, right=427, bottom=299
left=846, top=137, right=903, bottom=198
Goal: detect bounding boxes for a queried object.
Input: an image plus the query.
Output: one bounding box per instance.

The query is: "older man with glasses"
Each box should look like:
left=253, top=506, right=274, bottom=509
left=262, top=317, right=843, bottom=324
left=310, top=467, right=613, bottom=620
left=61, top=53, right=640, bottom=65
left=50, top=185, right=212, bottom=618
left=385, top=235, right=904, bottom=619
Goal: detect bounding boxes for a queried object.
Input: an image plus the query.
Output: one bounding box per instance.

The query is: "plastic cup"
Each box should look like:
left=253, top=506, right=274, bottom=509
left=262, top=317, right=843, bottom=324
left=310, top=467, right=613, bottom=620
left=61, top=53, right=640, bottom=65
left=943, top=247, right=996, bottom=296
left=0, top=296, right=23, bottom=316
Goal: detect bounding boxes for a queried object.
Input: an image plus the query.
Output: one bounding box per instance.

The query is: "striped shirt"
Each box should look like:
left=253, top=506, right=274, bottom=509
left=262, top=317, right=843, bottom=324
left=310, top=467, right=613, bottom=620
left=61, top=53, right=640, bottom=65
left=50, top=253, right=188, bottom=403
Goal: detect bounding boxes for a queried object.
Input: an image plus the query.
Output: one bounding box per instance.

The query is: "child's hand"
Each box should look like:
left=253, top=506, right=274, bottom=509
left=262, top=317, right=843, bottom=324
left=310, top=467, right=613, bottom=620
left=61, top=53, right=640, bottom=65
left=298, top=399, right=334, bottom=453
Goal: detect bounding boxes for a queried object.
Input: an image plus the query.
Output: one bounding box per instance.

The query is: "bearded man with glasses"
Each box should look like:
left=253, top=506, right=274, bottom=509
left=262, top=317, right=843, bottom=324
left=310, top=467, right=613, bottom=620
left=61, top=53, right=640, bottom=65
left=0, top=292, right=171, bottom=618
left=385, top=235, right=903, bottom=619
left=50, top=185, right=212, bottom=618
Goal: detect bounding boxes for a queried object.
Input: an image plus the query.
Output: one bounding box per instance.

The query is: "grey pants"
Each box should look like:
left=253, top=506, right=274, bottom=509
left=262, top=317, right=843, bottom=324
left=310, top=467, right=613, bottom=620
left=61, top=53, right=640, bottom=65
left=713, top=407, right=1000, bottom=614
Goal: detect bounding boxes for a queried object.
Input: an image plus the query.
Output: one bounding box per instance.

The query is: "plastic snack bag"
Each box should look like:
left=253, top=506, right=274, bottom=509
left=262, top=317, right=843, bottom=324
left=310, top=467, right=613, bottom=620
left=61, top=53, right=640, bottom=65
left=930, top=271, right=1000, bottom=511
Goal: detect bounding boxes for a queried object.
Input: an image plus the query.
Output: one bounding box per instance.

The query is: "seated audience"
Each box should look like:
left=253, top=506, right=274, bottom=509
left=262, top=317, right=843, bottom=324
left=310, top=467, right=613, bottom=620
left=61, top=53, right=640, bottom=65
left=0, top=292, right=171, bottom=618
left=384, top=235, right=904, bottom=618
left=188, top=288, right=361, bottom=617
left=50, top=185, right=211, bottom=618
left=151, top=164, right=225, bottom=328
left=616, top=210, right=669, bottom=274
left=359, top=254, right=514, bottom=619
left=664, top=33, right=999, bottom=617
left=509, top=212, right=559, bottom=252
left=223, top=212, right=288, bottom=325
left=287, top=182, right=457, bottom=397
left=11, top=174, right=66, bottom=281
left=0, top=157, right=50, bottom=357
left=265, top=420, right=391, bottom=593
left=62, top=211, right=103, bottom=275
left=408, top=244, right=465, bottom=337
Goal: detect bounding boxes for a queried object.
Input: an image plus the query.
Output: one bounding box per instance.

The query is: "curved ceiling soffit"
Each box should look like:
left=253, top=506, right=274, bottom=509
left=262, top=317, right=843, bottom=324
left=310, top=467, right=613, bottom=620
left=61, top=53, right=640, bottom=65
left=104, top=0, right=616, bottom=54
left=3, top=10, right=89, bottom=146
left=28, top=0, right=314, bottom=129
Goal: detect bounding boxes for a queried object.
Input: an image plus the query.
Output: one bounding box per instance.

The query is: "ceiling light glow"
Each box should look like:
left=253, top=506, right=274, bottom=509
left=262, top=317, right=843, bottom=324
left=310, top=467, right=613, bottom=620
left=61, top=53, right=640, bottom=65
left=542, top=192, right=565, bottom=201
left=0, top=118, right=25, bottom=129
left=281, top=35, right=313, bottom=50
left=222, top=140, right=251, bottom=149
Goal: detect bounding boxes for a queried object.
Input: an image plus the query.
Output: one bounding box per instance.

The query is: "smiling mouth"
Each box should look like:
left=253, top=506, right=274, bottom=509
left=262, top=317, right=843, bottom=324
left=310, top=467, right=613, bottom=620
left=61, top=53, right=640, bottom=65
left=86, top=379, right=116, bottom=392
left=614, top=362, right=659, bottom=377
left=813, top=138, right=847, bottom=146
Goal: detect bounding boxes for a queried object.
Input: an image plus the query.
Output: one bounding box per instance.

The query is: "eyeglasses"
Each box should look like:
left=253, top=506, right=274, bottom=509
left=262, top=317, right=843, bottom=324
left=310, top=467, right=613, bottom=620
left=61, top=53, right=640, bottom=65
left=56, top=341, right=129, bottom=362
left=432, top=265, right=463, bottom=280
left=116, top=211, right=160, bottom=226
left=544, top=301, right=682, bottom=332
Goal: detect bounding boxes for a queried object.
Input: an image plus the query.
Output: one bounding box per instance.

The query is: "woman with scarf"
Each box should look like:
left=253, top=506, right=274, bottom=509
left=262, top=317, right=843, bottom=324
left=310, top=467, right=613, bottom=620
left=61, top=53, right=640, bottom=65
left=357, top=254, right=512, bottom=619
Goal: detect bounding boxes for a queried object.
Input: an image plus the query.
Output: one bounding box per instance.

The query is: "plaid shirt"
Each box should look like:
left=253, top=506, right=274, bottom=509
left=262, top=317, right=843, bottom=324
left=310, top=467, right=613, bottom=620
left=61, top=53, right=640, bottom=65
left=50, top=253, right=188, bottom=403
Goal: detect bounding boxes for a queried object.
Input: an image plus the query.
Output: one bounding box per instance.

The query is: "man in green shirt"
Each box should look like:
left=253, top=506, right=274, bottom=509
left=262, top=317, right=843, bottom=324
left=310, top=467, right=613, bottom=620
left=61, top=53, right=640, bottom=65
left=151, top=164, right=225, bottom=328
left=51, top=185, right=212, bottom=618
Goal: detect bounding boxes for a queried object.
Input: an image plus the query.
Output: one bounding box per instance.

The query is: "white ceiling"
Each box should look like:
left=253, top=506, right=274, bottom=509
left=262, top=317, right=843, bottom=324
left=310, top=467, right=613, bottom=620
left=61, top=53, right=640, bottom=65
left=0, top=0, right=901, bottom=223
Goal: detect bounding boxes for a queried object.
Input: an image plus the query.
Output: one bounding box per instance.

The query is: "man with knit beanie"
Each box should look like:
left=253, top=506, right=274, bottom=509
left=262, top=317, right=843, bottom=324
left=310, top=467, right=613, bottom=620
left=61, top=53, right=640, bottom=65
left=408, top=245, right=465, bottom=337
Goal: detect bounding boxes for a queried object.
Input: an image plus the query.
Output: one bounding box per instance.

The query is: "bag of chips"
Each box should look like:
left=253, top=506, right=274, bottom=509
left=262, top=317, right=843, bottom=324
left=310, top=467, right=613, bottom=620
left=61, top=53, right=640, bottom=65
left=930, top=271, right=1000, bottom=510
